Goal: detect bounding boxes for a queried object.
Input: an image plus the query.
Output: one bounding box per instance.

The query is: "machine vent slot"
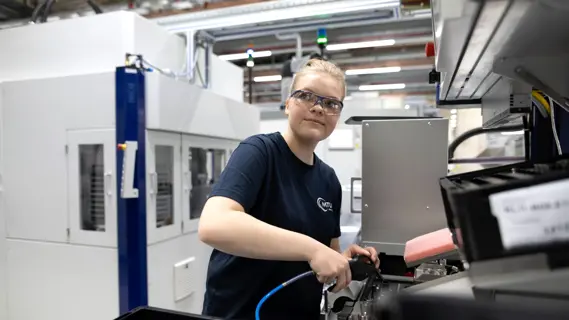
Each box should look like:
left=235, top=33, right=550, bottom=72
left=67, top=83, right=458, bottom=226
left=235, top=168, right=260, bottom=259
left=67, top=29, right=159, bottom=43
left=90, top=164, right=106, bottom=231
left=156, top=170, right=173, bottom=228
left=79, top=144, right=106, bottom=232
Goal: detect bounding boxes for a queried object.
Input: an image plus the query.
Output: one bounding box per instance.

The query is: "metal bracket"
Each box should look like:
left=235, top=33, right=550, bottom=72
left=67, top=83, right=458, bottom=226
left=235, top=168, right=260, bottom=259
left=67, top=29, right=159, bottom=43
left=119, top=140, right=139, bottom=199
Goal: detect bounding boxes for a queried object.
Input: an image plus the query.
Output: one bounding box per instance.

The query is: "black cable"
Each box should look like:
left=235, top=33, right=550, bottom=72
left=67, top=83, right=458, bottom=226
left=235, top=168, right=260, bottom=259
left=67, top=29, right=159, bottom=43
left=448, top=124, right=525, bottom=159
left=40, top=0, right=54, bottom=23
left=86, top=0, right=103, bottom=14
left=30, top=0, right=46, bottom=23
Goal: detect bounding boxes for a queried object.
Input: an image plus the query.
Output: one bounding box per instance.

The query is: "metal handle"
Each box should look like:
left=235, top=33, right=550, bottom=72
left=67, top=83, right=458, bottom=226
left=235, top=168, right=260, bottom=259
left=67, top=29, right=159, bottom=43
left=104, top=172, right=112, bottom=197
left=350, top=177, right=362, bottom=213
left=184, top=171, right=191, bottom=193
left=149, top=172, right=157, bottom=195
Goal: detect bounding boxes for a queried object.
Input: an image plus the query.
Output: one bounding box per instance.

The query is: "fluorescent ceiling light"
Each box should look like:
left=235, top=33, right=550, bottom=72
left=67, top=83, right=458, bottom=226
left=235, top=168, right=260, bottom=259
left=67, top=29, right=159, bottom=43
left=345, top=66, right=401, bottom=76
left=359, top=83, right=406, bottom=91
left=450, top=109, right=457, bottom=114
left=218, top=50, right=272, bottom=61
left=327, top=39, right=396, bottom=51
left=161, top=0, right=399, bottom=33
left=254, top=75, right=282, bottom=83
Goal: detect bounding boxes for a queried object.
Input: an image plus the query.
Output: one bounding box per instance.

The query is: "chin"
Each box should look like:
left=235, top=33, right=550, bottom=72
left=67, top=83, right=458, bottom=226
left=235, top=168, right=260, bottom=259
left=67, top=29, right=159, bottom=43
left=299, top=128, right=328, bottom=143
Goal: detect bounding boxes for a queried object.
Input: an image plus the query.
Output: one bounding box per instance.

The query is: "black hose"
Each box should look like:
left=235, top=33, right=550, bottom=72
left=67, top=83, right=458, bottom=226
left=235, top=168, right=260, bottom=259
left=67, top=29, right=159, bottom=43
left=40, top=0, right=55, bottom=23
left=86, top=0, right=103, bottom=14
left=30, top=0, right=46, bottom=23
left=448, top=124, right=525, bottom=159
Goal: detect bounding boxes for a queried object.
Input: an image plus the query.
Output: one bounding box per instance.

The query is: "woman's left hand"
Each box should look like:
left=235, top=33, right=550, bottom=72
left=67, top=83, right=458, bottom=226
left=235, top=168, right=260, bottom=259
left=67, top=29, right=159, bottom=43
left=341, top=244, right=380, bottom=269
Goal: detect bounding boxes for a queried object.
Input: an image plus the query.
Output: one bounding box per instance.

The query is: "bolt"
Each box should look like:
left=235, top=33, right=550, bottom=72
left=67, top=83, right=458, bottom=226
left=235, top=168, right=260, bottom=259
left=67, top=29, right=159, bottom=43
left=428, top=122, right=431, bottom=126
left=364, top=204, right=368, bottom=208
left=426, top=206, right=430, bottom=210
left=365, top=123, right=369, bottom=127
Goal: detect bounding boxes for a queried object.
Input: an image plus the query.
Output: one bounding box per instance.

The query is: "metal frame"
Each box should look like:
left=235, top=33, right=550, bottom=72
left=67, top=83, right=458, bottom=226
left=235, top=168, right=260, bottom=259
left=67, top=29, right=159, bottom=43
left=115, top=66, right=148, bottom=314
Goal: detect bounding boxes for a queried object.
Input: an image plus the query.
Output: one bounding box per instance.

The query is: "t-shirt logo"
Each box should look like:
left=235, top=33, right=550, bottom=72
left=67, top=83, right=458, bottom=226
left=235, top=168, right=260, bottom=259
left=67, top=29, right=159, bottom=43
left=317, top=197, right=333, bottom=212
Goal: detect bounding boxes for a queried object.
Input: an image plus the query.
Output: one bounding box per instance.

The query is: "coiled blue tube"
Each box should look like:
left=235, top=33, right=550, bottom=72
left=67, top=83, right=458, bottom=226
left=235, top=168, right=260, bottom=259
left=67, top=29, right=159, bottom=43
left=255, top=270, right=315, bottom=320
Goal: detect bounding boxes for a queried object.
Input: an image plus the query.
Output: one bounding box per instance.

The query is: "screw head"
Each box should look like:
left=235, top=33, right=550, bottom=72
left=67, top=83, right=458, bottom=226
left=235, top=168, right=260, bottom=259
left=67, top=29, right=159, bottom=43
left=364, top=204, right=369, bottom=208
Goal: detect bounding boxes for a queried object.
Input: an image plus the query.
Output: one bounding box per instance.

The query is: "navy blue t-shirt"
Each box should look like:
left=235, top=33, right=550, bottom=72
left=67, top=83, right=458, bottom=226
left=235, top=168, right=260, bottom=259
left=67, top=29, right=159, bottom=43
left=202, top=132, right=342, bottom=320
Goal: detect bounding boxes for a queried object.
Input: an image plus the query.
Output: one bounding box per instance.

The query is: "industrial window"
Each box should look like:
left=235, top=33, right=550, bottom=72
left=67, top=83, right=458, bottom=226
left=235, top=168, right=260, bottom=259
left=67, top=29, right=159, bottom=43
left=189, top=148, right=226, bottom=220
left=79, top=144, right=105, bottom=232
left=155, top=145, right=174, bottom=228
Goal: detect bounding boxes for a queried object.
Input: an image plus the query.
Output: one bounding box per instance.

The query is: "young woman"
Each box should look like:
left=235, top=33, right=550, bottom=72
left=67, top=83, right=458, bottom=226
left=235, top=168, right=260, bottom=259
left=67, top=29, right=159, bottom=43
left=199, top=59, right=380, bottom=320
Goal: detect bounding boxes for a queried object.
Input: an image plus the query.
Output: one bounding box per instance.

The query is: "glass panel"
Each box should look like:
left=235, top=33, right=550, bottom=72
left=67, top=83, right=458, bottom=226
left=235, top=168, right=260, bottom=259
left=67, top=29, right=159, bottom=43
left=79, top=144, right=105, bottom=232
left=211, top=149, right=225, bottom=181
left=189, top=147, right=226, bottom=220
left=156, top=145, right=174, bottom=228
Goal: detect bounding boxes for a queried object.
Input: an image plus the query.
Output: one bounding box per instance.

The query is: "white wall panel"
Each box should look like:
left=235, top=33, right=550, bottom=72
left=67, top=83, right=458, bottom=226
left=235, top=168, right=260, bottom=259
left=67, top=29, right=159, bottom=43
left=7, top=240, right=118, bottom=320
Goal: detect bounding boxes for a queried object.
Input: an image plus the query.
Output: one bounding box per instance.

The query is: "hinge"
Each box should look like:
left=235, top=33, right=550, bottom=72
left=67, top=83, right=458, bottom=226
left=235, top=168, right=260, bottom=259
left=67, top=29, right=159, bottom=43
left=66, top=228, right=70, bottom=239
left=65, top=145, right=69, bottom=154
left=181, top=221, right=184, bottom=232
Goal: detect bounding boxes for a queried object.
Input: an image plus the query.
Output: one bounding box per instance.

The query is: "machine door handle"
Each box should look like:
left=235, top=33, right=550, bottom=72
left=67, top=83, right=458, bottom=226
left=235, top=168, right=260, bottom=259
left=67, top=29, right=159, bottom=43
left=149, top=172, right=157, bottom=195
left=350, top=177, right=362, bottom=213
left=104, top=172, right=113, bottom=197
left=184, top=171, right=191, bottom=193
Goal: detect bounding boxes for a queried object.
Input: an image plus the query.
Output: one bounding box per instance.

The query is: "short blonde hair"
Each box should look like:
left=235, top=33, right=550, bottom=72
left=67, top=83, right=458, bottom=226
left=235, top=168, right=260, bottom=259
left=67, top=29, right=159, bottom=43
left=290, top=59, right=346, bottom=99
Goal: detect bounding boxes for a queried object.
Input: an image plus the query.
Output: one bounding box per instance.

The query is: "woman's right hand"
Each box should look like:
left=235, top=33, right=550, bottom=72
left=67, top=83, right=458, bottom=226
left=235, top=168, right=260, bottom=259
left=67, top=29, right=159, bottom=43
left=308, top=246, right=351, bottom=293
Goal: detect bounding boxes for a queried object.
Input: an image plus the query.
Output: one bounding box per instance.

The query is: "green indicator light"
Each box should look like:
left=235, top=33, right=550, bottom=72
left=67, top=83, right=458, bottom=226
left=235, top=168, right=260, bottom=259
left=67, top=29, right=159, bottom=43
left=317, top=37, right=328, bottom=45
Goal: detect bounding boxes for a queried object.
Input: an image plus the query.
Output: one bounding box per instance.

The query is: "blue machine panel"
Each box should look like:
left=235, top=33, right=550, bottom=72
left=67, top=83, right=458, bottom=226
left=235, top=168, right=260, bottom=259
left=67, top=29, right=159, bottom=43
left=115, top=67, right=148, bottom=314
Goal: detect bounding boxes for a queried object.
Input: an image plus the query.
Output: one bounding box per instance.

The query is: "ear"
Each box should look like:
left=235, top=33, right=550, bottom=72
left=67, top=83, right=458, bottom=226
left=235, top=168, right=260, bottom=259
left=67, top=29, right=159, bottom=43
left=284, top=99, right=290, bottom=115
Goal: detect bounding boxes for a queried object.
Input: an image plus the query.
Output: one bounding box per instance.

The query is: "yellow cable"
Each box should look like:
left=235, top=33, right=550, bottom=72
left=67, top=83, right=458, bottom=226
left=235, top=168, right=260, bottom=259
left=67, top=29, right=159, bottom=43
left=532, top=90, right=551, bottom=115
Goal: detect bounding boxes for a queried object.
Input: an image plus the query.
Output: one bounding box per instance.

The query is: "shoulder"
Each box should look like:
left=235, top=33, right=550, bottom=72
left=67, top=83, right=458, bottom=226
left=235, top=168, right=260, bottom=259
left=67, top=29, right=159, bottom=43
left=316, top=158, right=341, bottom=191
left=240, top=133, right=281, bottom=151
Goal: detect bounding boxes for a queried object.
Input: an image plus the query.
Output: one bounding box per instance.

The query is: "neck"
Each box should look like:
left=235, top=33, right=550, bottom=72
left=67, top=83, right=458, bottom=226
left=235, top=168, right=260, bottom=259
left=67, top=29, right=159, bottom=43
left=282, top=129, right=317, bottom=165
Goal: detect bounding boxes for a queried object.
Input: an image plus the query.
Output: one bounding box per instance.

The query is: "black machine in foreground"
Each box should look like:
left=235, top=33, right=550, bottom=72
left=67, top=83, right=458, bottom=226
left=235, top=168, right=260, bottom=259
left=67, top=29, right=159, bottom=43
left=114, top=253, right=569, bottom=320
left=116, top=294, right=569, bottom=320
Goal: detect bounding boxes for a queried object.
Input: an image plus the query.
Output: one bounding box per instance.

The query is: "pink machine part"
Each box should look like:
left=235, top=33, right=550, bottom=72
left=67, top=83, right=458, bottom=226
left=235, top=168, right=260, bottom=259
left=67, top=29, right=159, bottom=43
left=404, top=228, right=457, bottom=265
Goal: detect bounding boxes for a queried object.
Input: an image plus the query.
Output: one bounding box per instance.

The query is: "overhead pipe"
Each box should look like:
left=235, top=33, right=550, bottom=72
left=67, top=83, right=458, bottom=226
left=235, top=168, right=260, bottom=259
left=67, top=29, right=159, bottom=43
left=276, top=33, right=302, bottom=59
left=185, top=30, right=196, bottom=82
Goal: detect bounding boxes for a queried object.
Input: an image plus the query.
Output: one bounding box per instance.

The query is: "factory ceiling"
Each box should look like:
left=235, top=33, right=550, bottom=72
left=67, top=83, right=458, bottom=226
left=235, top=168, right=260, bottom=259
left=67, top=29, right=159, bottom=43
left=0, top=0, right=434, bottom=104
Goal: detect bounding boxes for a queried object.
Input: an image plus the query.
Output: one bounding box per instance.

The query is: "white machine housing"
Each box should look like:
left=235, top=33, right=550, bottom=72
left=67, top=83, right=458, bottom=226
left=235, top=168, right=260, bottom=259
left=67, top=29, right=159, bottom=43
left=0, top=12, right=259, bottom=320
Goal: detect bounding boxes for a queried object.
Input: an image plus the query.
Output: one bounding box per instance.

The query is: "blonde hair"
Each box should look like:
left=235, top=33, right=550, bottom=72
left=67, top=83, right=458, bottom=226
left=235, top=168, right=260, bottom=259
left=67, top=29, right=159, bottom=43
left=290, top=59, right=346, bottom=99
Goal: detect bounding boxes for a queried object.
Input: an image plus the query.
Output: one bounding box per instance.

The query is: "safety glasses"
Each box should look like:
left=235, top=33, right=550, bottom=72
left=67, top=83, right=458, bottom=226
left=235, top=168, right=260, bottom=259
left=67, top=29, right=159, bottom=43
left=289, top=89, right=344, bottom=115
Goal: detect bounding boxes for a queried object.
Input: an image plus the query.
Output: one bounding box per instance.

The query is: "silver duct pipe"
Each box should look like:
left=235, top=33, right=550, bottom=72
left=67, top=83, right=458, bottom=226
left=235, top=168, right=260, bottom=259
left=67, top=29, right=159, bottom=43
left=275, top=32, right=302, bottom=58
left=185, top=30, right=196, bottom=82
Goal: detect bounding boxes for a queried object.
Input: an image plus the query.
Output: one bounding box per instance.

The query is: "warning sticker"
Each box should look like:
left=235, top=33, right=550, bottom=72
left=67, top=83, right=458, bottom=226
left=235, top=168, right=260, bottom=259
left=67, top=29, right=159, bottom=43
left=489, top=178, right=569, bottom=250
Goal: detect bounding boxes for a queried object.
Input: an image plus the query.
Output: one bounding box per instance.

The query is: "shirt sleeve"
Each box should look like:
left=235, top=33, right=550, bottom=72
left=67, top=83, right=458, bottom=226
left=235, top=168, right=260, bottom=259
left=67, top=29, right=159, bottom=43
left=332, top=176, right=342, bottom=239
left=208, top=137, right=267, bottom=215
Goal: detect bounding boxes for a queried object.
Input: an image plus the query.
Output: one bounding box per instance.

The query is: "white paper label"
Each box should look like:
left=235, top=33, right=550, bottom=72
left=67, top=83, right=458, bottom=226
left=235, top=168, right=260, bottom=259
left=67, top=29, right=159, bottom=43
left=489, top=178, right=569, bottom=250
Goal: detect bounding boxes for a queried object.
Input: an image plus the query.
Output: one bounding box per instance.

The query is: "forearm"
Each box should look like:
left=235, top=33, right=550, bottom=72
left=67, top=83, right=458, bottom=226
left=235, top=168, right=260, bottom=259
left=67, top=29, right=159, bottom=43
left=199, top=209, right=326, bottom=261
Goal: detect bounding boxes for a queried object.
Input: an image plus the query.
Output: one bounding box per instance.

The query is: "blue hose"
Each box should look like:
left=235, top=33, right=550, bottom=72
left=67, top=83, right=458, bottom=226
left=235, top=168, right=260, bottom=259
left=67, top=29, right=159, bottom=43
left=255, top=270, right=315, bottom=320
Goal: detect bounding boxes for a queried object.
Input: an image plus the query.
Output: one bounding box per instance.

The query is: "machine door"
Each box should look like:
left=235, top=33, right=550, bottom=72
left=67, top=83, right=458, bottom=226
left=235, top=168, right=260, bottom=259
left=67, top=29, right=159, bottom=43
left=181, top=135, right=235, bottom=234
left=66, top=129, right=117, bottom=247
left=146, top=130, right=183, bottom=244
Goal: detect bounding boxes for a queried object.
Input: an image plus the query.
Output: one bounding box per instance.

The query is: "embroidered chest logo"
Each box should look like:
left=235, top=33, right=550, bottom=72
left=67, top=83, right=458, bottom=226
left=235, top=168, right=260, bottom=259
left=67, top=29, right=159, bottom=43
left=317, top=197, right=333, bottom=213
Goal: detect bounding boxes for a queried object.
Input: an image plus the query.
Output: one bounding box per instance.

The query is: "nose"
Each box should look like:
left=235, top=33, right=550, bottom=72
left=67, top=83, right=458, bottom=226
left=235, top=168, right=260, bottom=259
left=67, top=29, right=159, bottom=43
left=310, top=103, right=325, bottom=115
